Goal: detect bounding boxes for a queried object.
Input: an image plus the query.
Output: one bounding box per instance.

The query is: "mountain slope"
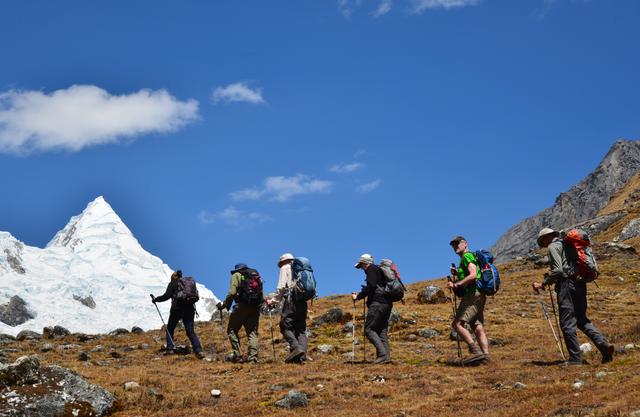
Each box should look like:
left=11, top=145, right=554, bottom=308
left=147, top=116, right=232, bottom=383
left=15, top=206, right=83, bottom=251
left=492, top=139, right=640, bottom=262
left=0, top=197, right=219, bottom=336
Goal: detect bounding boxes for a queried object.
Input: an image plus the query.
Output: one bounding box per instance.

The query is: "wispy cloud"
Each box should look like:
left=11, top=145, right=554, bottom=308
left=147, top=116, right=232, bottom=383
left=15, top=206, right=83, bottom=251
left=0, top=85, right=199, bottom=155
left=338, top=0, right=365, bottom=17
left=212, top=82, right=265, bottom=105
left=374, top=0, right=393, bottom=17
left=231, top=174, right=333, bottom=202
left=535, top=0, right=592, bottom=19
left=356, top=179, right=382, bottom=194
left=411, top=0, right=481, bottom=13
left=198, top=206, right=272, bottom=229
left=329, top=161, right=366, bottom=173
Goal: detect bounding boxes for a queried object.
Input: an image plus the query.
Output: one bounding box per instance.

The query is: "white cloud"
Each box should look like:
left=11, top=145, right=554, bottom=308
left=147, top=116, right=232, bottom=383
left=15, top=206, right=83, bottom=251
left=198, top=206, right=271, bottom=229
left=338, top=0, right=365, bottom=17
left=329, top=162, right=366, bottom=173
left=0, top=85, right=199, bottom=155
left=411, top=0, right=481, bottom=13
left=231, top=174, right=333, bottom=203
left=356, top=179, right=382, bottom=193
left=212, top=82, right=265, bottom=105
left=374, top=0, right=393, bottom=17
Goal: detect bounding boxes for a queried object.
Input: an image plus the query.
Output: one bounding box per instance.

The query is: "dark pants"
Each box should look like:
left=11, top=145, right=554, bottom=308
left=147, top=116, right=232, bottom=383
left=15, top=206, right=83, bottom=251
left=365, top=302, right=392, bottom=359
left=227, top=303, right=260, bottom=361
left=279, top=294, right=308, bottom=353
left=166, top=307, right=202, bottom=353
left=556, top=279, right=608, bottom=361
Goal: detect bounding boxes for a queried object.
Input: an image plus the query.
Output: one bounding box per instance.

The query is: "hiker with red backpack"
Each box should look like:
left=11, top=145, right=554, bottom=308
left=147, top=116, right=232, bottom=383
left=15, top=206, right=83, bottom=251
left=532, top=228, right=614, bottom=365
left=266, top=253, right=313, bottom=364
left=448, top=236, right=490, bottom=365
left=216, top=263, right=264, bottom=363
left=151, top=270, right=205, bottom=359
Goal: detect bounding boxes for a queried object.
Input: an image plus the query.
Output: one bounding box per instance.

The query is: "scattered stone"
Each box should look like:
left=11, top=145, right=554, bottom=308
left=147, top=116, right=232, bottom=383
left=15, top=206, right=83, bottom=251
left=91, top=345, right=104, bottom=353
left=16, top=330, right=41, bottom=341
left=73, top=294, right=97, bottom=309
left=403, top=319, right=417, bottom=325
left=210, top=389, right=221, bottom=398
left=275, top=390, right=309, bottom=408
left=312, top=308, right=344, bottom=326
left=40, top=343, right=55, bottom=352
left=43, top=325, right=71, bottom=340
left=131, top=326, right=144, bottom=334
left=624, top=343, right=636, bottom=351
left=580, top=343, right=593, bottom=354
left=343, top=352, right=355, bottom=361
left=417, top=285, right=448, bottom=304
left=389, top=309, right=402, bottom=326
left=78, top=352, right=90, bottom=362
left=270, top=385, right=286, bottom=391
left=343, top=322, right=355, bottom=333
left=595, top=371, right=607, bottom=379
left=417, top=328, right=439, bottom=339
left=124, top=381, right=140, bottom=391
left=140, top=343, right=151, bottom=350
left=371, top=375, right=385, bottom=384
left=0, top=355, right=114, bottom=416
left=57, top=344, right=81, bottom=351
left=488, top=338, right=508, bottom=346
left=77, top=333, right=97, bottom=343
left=122, top=346, right=136, bottom=352
left=629, top=410, right=640, bottom=417
left=573, top=380, right=586, bottom=390
left=305, top=329, right=314, bottom=339
left=316, top=384, right=324, bottom=390
left=147, top=388, right=164, bottom=401
left=405, top=334, right=418, bottom=342
left=108, top=328, right=129, bottom=336
left=0, top=296, right=34, bottom=326
left=316, top=344, right=334, bottom=354
left=513, top=382, right=527, bottom=389
left=424, top=344, right=435, bottom=350
left=0, top=334, right=16, bottom=344
left=110, top=351, right=123, bottom=359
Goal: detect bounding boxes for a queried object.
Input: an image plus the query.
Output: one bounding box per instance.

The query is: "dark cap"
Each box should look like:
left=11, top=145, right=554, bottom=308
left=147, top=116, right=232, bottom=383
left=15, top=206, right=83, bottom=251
left=231, top=263, right=248, bottom=273
left=449, top=236, right=466, bottom=246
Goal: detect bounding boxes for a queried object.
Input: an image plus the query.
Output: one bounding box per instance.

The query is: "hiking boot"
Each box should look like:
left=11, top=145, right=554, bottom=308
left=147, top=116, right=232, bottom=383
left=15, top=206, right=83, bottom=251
left=195, top=351, right=206, bottom=360
left=163, top=349, right=176, bottom=356
left=564, top=358, right=584, bottom=366
left=285, top=348, right=304, bottom=364
left=373, top=355, right=391, bottom=364
left=601, top=344, right=615, bottom=364
left=225, top=353, right=244, bottom=363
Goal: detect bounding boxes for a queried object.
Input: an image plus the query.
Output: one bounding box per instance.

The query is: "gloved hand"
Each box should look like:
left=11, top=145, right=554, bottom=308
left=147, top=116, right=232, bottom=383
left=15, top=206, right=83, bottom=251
left=151, top=295, right=156, bottom=303
left=216, top=302, right=223, bottom=310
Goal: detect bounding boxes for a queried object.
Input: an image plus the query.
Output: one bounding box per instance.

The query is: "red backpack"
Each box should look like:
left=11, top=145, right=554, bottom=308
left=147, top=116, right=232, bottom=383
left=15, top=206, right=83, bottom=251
left=563, top=229, right=599, bottom=282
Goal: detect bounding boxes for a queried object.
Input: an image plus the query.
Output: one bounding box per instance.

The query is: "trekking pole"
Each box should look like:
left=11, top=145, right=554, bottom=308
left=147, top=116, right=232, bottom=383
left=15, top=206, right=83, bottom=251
left=362, top=301, right=367, bottom=363
left=352, top=300, right=356, bottom=365
left=447, top=274, right=462, bottom=360
left=217, top=305, right=229, bottom=353
left=536, top=294, right=565, bottom=361
left=267, top=305, right=278, bottom=363
left=150, top=294, right=175, bottom=349
left=547, top=287, right=566, bottom=359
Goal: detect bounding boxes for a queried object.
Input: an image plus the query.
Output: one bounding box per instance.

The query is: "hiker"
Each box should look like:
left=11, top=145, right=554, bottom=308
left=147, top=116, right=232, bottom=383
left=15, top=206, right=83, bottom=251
left=448, top=236, right=489, bottom=364
left=267, top=253, right=309, bottom=364
left=532, top=228, right=614, bottom=365
left=151, top=270, right=205, bottom=359
left=216, top=263, right=264, bottom=363
left=351, top=254, right=392, bottom=364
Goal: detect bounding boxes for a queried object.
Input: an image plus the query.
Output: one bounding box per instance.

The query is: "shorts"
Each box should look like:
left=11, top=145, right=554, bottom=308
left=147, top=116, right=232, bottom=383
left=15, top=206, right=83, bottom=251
left=455, top=291, right=486, bottom=326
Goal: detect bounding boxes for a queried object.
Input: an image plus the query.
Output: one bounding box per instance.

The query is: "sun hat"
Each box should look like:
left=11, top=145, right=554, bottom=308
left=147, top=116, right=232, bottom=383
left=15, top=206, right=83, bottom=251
left=354, top=253, right=374, bottom=268
left=278, top=253, right=294, bottom=266
left=537, top=228, right=559, bottom=248
left=231, top=263, right=248, bottom=273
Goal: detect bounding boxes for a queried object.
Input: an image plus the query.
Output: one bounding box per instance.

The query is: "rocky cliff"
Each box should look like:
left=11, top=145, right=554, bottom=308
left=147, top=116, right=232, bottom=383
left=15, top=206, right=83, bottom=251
left=492, top=139, right=640, bottom=263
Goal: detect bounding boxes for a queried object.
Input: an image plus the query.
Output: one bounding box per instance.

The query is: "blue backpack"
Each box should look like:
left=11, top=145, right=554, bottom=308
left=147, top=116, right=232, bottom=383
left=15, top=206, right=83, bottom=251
left=292, top=257, right=317, bottom=301
left=474, top=249, right=500, bottom=296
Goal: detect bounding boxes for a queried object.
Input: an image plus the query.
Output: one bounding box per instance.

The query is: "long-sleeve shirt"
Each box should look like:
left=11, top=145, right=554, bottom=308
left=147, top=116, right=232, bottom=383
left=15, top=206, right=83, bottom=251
left=274, top=263, right=294, bottom=302
left=543, top=237, right=572, bottom=286
left=221, top=272, right=243, bottom=310
left=154, top=278, right=191, bottom=312
left=355, top=264, right=389, bottom=306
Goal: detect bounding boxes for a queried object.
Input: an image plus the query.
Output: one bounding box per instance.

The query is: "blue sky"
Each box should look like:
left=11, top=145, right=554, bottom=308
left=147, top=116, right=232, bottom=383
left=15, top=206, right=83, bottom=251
left=0, top=0, right=639, bottom=298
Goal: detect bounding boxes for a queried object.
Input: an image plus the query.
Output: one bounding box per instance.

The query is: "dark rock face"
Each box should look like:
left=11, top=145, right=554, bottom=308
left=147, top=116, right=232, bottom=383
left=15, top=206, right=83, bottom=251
left=73, top=295, right=96, bottom=309
left=417, top=286, right=448, bottom=304
left=0, top=296, right=34, bottom=327
left=43, top=325, right=71, bottom=340
left=15, top=330, right=41, bottom=341
left=0, top=355, right=115, bottom=417
left=3, top=249, right=25, bottom=274
left=312, top=308, right=344, bottom=326
left=492, top=140, right=640, bottom=263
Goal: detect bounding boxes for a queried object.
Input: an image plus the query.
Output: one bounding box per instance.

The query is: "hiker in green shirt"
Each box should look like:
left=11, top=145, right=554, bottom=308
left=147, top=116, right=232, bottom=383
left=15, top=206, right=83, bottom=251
left=448, top=236, right=489, bottom=364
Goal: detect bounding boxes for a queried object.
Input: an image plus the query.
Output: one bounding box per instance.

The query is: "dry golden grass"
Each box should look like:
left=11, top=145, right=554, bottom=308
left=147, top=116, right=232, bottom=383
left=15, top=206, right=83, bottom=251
left=7, top=254, right=640, bottom=417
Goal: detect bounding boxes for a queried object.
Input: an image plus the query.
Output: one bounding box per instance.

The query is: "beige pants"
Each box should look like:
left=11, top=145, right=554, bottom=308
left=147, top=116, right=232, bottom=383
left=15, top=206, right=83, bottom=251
left=455, top=291, right=486, bottom=326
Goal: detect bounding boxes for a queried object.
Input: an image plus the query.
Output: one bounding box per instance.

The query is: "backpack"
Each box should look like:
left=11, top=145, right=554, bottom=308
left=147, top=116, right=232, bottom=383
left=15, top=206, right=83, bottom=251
left=175, top=277, right=200, bottom=303
left=237, top=268, right=264, bottom=305
left=379, top=259, right=406, bottom=302
left=291, top=257, right=317, bottom=301
left=563, top=229, right=599, bottom=282
left=474, top=249, right=501, bottom=295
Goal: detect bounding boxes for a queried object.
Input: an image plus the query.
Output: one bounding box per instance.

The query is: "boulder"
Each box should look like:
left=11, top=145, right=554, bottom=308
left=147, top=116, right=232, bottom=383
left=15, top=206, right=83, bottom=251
left=0, top=355, right=115, bottom=416
left=417, top=286, right=448, bottom=304
left=16, top=330, right=41, bottom=341
left=275, top=390, right=309, bottom=408
left=389, top=309, right=402, bottom=326
left=615, top=218, right=640, bottom=242
left=73, top=294, right=97, bottom=309
left=417, top=328, right=439, bottom=339
left=131, top=326, right=144, bottom=334
left=0, top=296, right=34, bottom=327
left=108, top=328, right=129, bottom=336
left=312, top=308, right=344, bottom=326
left=123, top=381, right=140, bottom=391
left=0, top=334, right=16, bottom=344
left=40, top=343, right=55, bottom=353
left=43, top=325, right=71, bottom=340
left=315, top=344, right=334, bottom=354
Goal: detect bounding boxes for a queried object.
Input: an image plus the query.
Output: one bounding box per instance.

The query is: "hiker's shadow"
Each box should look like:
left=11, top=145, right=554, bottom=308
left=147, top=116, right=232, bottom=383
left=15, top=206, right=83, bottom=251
left=529, top=360, right=565, bottom=366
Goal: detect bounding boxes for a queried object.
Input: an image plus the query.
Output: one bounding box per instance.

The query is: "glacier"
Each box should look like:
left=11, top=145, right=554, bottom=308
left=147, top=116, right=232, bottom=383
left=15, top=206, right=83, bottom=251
left=0, top=196, right=219, bottom=336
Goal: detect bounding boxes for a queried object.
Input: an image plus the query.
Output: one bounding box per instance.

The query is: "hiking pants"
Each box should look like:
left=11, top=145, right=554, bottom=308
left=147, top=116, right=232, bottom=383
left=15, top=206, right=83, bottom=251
left=365, top=302, right=392, bottom=359
left=227, top=303, right=260, bottom=361
left=556, top=279, right=609, bottom=361
left=166, top=307, right=203, bottom=354
left=279, top=294, right=308, bottom=354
